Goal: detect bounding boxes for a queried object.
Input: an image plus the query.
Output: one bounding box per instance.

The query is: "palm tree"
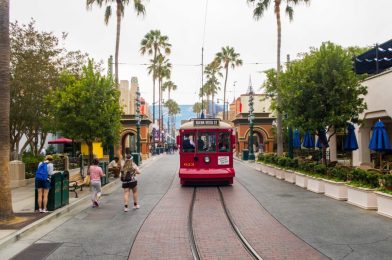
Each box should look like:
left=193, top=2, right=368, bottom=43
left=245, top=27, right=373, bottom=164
left=204, top=60, right=222, bottom=117
left=0, top=0, right=13, bottom=220
left=164, top=99, right=180, bottom=142
left=214, top=46, right=242, bottom=120
left=86, top=0, right=146, bottom=86
left=193, top=102, right=203, bottom=118
left=162, top=80, right=177, bottom=100
left=140, top=30, right=171, bottom=128
left=247, top=0, right=310, bottom=156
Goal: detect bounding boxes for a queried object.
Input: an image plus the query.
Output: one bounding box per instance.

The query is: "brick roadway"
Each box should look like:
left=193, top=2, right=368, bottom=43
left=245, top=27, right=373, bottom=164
left=220, top=182, right=329, bottom=260
left=129, top=179, right=194, bottom=260
left=193, top=187, right=252, bottom=260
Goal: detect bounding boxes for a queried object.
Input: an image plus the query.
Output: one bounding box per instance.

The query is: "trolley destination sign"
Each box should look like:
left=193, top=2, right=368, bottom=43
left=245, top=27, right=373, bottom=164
left=193, top=119, right=220, bottom=126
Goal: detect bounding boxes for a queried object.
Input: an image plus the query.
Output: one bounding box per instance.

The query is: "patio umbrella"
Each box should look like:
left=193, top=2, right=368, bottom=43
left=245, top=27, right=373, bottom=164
left=344, top=123, right=359, bottom=151
left=48, top=137, right=73, bottom=144
left=369, top=120, right=391, bottom=168
left=293, top=129, right=301, bottom=149
left=302, top=130, right=315, bottom=148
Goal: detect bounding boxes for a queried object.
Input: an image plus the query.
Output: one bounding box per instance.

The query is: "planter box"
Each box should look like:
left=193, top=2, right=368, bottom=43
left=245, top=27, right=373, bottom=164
left=266, top=164, right=275, bottom=176
left=307, top=176, right=325, bottom=194
left=346, top=185, right=377, bottom=210
left=294, top=172, right=308, bottom=188
left=284, top=169, right=295, bottom=183
left=375, top=191, right=392, bottom=218
left=274, top=167, right=285, bottom=180
left=323, top=179, right=348, bottom=201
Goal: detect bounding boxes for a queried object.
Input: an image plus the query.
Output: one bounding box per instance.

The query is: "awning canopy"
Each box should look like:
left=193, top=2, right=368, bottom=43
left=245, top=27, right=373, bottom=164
left=355, top=39, right=392, bottom=75
left=48, top=137, right=73, bottom=144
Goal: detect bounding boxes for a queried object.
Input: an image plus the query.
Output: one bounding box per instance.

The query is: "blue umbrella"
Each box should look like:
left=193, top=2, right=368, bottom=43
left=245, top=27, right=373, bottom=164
left=302, top=130, right=315, bottom=148
left=293, top=129, right=301, bottom=149
left=369, top=120, right=391, bottom=168
left=369, top=120, right=391, bottom=151
left=344, top=123, right=359, bottom=151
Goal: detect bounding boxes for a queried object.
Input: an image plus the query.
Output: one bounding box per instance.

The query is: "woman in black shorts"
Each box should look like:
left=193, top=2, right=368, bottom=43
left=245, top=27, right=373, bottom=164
left=121, top=154, right=141, bottom=212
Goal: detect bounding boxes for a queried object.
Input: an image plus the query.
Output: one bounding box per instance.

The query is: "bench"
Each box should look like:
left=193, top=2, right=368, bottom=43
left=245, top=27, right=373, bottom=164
left=69, top=171, right=86, bottom=198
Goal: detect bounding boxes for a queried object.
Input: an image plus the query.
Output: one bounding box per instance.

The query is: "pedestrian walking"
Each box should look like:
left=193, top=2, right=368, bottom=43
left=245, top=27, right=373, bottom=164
left=89, top=158, right=104, bottom=208
left=121, top=154, right=141, bottom=212
left=35, top=155, right=54, bottom=213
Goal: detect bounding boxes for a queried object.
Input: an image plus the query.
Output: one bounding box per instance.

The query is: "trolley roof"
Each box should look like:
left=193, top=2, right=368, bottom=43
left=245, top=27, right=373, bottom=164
left=180, top=119, right=232, bottom=130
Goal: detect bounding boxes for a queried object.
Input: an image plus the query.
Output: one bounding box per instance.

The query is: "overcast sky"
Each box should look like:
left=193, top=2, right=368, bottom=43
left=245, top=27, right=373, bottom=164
left=10, top=0, right=392, bottom=105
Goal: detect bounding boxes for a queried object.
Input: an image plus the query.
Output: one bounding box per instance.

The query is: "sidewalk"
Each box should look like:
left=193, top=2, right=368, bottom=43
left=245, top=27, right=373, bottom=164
left=0, top=154, right=163, bottom=250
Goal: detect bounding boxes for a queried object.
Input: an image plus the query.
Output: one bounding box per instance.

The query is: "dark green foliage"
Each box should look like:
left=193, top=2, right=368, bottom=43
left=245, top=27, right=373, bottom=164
left=380, top=174, right=392, bottom=189
left=314, top=164, right=327, bottom=176
left=329, top=167, right=348, bottom=182
left=349, top=168, right=381, bottom=188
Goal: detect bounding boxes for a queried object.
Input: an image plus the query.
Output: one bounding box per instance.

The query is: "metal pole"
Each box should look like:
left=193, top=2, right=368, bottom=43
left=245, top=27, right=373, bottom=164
left=201, top=47, right=205, bottom=118
left=376, top=43, right=379, bottom=74
left=136, top=87, right=141, bottom=155
left=287, top=54, right=293, bottom=159
left=248, top=83, right=255, bottom=161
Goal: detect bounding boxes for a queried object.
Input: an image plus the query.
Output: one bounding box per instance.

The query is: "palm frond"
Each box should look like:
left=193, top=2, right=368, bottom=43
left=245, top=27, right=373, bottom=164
left=133, top=0, right=146, bottom=16
left=285, top=5, right=294, bottom=21
left=104, top=6, right=112, bottom=24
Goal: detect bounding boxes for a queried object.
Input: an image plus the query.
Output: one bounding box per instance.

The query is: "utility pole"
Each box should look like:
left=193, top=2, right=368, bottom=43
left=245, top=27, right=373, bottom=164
left=135, top=86, right=141, bottom=165
left=201, top=47, right=205, bottom=118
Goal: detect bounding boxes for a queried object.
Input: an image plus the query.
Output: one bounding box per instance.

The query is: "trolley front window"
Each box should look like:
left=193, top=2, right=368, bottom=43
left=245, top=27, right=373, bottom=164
left=197, top=132, right=216, bottom=153
left=182, top=133, right=195, bottom=152
left=218, top=132, right=230, bottom=152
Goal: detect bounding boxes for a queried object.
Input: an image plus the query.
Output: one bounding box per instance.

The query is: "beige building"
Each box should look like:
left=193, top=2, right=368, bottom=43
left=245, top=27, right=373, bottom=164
left=351, top=70, right=392, bottom=167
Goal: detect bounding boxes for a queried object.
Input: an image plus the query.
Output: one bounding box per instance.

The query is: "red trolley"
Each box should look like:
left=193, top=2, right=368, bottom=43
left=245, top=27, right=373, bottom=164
left=177, top=118, right=235, bottom=185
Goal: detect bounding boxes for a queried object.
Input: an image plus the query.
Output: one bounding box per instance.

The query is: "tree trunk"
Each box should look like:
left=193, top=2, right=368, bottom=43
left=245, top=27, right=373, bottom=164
left=275, top=1, right=283, bottom=156
left=212, top=92, right=215, bottom=117
left=158, top=77, right=161, bottom=143
left=114, top=2, right=122, bottom=87
left=0, top=0, right=13, bottom=220
left=223, top=66, right=228, bottom=120
left=87, top=141, right=94, bottom=166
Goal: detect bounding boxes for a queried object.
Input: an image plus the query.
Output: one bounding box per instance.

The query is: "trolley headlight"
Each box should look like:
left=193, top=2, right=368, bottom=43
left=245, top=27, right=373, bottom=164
left=204, top=156, right=210, bottom=163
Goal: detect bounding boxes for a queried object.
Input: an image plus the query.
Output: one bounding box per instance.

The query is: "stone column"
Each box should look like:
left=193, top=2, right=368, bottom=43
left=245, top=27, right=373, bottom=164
left=10, top=160, right=26, bottom=188
left=353, top=124, right=371, bottom=166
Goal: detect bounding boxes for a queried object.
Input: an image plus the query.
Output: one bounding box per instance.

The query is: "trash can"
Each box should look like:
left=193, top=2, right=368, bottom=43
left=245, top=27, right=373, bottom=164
left=99, top=162, right=109, bottom=186
left=242, top=149, right=249, bottom=161
left=156, top=148, right=160, bottom=155
left=47, top=172, right=62, bottom=211
left=61, top=171, right=69, bottom=207
left=132, top=153, right=141, bottom=166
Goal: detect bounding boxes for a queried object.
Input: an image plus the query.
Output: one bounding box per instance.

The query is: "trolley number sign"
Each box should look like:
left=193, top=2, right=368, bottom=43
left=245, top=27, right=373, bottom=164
left=218, top=156, right=229, bottom=165
left=193, top=119, right=219, bottom=127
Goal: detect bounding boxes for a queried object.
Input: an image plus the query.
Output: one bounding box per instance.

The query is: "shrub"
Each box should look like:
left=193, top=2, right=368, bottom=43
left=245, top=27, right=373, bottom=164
left=299, top=162, right=317, bottom=173
left=349, top=168, right=381, bottom=189
left=380, top=174, right=392, bottom=189
left=277, top=157, right=288, bottom=167
left=329, top=167, right=348, bottom=182
left=314, top=164, right=327, bottom=176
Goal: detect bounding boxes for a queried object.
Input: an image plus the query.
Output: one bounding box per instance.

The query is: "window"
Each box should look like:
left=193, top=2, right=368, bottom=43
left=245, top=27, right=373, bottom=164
left=182, top=133, right=195, bottom=152
left=197, top=132, right=217, bottom=153
left=218, top=133, right=230, bottom=152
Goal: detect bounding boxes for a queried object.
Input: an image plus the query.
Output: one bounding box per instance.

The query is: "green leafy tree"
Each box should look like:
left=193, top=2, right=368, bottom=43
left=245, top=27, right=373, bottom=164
left=0, top=0, right=13, bottom=220
left=87, top=0, right=146, bottom=86
left=247, top=0, right=311, bottom=156
left=193, top=101, right=207, bottom=118
left=10, top=20, right=63, bottom=157
left=204, top=60, right=222, bottom=117
left=162, top=80, right=177, bottom=100
left=140, top=30, right=171, bottom=125
left=214, top=46, right=242, bottom=120
left=50, top=60, right=122, bottom=163
left=279, top=42, right=367, bottom=162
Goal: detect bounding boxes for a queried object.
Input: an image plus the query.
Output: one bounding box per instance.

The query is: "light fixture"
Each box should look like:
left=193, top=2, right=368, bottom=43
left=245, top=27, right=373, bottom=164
left=204, top=156, right=210, bottom=163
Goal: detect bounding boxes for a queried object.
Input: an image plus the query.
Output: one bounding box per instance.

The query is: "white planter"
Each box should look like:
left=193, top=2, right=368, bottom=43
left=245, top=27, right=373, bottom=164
left=274, top=167, right=285, bottom=180
left=375, top=191, right=392, bottom=218
left=294, top=172, right=308, bottom=188
left=323, top=179, right=348, bottom=201
left=307, top=176, right=325, bottom=194
left=284, top=169, right=295, bottom=183
left=346, top=185, right=377, bottom=210
left=266, top=165, right=275, bottom=176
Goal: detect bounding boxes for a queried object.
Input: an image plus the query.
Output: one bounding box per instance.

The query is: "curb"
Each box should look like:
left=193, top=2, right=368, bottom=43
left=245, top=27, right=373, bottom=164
left=0, top=155, right=159, bottom=251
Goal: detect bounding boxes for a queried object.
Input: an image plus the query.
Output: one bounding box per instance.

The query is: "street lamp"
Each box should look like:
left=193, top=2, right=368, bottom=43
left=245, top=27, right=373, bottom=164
left=248, top=84, right=255, bottom=162
left=135, top=87, right=141, bottom=164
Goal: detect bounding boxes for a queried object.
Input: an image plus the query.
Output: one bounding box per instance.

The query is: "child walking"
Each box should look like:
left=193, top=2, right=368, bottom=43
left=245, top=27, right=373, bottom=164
left=121, top=155, right=141, bottom=212
left=89, top=159, right=104, bottom=207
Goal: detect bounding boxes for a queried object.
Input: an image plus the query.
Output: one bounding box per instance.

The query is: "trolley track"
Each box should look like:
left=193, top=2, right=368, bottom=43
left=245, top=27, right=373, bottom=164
left=188, top=187, right=262, bottom=260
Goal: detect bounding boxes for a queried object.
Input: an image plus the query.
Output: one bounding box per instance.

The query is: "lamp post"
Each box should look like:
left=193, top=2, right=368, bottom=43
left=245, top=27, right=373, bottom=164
left=248, top=85, right=255, bottom=161
left=136, top=87, right=141, bottom=163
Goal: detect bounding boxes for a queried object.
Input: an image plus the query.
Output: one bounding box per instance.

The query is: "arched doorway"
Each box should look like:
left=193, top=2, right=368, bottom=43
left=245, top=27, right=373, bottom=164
left=121, top=130, right=137, bottom=156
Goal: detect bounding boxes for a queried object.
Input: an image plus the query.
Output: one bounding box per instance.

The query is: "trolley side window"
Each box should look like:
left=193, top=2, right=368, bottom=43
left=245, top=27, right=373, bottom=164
left=182, top=133, right=196, bottom=152
left=197, top=132, right=217, bottom=153
left=218, top=132, right=230, bottom=152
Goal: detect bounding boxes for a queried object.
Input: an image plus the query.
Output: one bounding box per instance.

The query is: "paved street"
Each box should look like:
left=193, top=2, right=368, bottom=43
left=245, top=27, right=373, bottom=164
left=2, top=154, right=392, bottom=260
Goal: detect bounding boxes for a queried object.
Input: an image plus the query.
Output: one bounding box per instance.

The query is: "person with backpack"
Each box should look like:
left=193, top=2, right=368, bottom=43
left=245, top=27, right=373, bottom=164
left=35, top=155, right=54, bottom=213
left=121, top=154, right=141, bottom=212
